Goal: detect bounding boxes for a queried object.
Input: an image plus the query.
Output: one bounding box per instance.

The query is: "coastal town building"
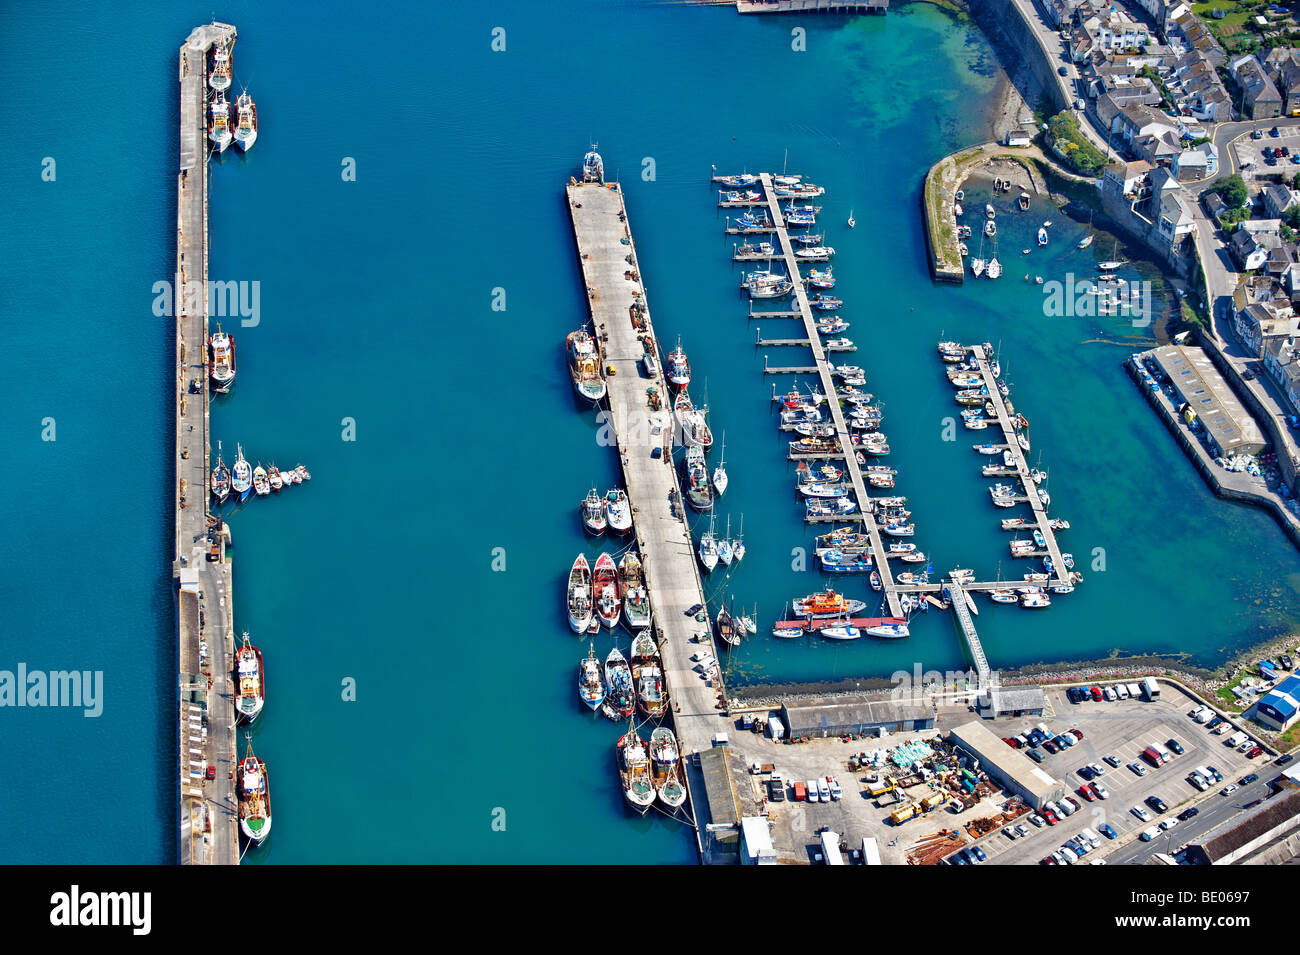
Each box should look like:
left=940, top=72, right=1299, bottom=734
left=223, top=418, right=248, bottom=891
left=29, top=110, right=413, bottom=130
left=1231, top=54, right=1284, bottom=120
left=1262, top=339, right=1300, bottom=420
left=1263, top=182, right=1299, bottom=220
left=779, top=700, right=936, bottom=738
left=977, top=685, right=1047, bottom=719
left=1263, top=47, right=1300, bottom=114
left=947, top=722, right=1063, bottom=811
left=1232, top=299, right=1299, bottom=359
left=1172, top=141, right=1218, bottom=181
left=1149, top=345, right=1266, bottom=456
left=1183, top=791, right=1300, bottom=864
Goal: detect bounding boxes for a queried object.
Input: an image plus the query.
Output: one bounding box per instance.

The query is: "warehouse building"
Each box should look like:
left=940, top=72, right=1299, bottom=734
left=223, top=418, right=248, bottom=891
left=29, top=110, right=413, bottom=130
left=1184, top=791, right=1300, bottom=865
left=1254, top=674, right=1300, bottom=731
left=1149, top=344, right=1265, bottom=456
left=947, top=720, right=1064, bottom=810
left=978, top=685, right=1047, bottom=719
left=780, top=699, right=935, bottom=739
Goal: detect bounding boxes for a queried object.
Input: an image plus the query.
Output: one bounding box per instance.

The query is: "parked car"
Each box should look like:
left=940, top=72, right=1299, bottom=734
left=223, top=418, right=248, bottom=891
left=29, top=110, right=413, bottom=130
left=1189, top=772, right=1209, bottom=791
left=1246, top=746, right=1264, bottom=758
left=1166, top=738, right=1184, bottom=755
left=1042, top=809, right=1059, bottom=825
left=1278, top=753, right=1295, bottom=765
left=1140, top=826, right=1159, bottom=841
left=1132, top=805, right=1152, bottom=822
left=1252, top=128, right=1264, bottom=139
left=1146, top=795, right=1168, bottom=813
left=1090, top=687, right=1103, bottom=701
left=1058, top=65, right=1069, bottom=76
left=1079, top=784, right=1097, bottom=801
left=1283, top=146, right=1291, bottom=156
left=1040, top=856, right=1056, bottom=865
left=1092, top=782, right=1110, bottom=800
left=1159, top=818, right=1179, bottom=831
left=1104, top=754, right=1122, bottom=767
left=1178, top=807, right=1200, bottom=821
left=1027, top=748, right=1045, bottom=763
left=1128, top=760, right=1149, bottom=777
left=1243, top=367, right=1257, bottom=380
left=1079, top=765, right=1095, bottom=780
left=1015, top=824, right=1029, bottom=837
left=1206, top=765, right=1224, bottom=782
left=1221, top=783, right=1238, bottom=796
left=1089, top=762, right=1105, bottom=776
left=1069, top=728, right=1084, bottom=740
left=1240, top=773, right=1260, bottom=785
left=1099, top=823, right=1118, bottom=840
left=972, top=845, right=987, bottom=862
left=1028, top=813, right=1045, bottom=827
left=1271, top=125, right=1281, bottom=137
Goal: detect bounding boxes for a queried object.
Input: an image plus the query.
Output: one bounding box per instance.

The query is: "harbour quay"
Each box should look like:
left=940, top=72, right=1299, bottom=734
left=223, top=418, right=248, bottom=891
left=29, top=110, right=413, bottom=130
left=174, top=20, right=239, bottom=866
left=568, top=174, right=731, bottom=859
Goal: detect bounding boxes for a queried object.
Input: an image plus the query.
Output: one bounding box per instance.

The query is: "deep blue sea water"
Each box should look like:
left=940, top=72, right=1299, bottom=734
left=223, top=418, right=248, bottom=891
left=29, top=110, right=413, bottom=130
left=2, top=0, right=1297, bottom=863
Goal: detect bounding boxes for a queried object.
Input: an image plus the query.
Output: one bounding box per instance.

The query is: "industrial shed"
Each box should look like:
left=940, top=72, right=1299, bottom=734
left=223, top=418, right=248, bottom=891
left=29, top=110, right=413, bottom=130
left=947, top=721, right=1064, bottom=810
left=1184, top=791, right=1300, bottom=865
left=979, top=685, right=1046, bottom=719
left=1255, top=675, right=1300, bottom=731
left=780, top=699, right=935, bottom=739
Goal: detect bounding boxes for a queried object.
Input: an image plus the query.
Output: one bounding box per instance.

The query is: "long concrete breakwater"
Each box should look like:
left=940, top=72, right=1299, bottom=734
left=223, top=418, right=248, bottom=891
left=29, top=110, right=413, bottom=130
left=174, top=22, right=239, bottom=866
left=567, top=178, right=740, bottom=862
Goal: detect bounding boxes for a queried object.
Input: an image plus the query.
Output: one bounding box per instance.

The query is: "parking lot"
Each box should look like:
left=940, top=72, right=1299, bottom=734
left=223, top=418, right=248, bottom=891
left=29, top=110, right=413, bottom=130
left=954, top=684, right=1270, bottom=865
left=1233, top=124, right=1300, bottom=178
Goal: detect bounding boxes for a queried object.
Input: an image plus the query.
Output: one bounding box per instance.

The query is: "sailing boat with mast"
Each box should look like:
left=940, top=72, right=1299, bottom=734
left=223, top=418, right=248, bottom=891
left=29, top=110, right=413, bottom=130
left=986, top=239, right=1003, bottom=279
left=846, top=207, right=855, bottom=229
left=1078, top=210, right=1094, bottom=249
left=971, top=232, right=986, bottom=277
left=716, top=598, right=740, bottom=649
left=1098, top=238, right=1123, bottom=271
left=712, top=433, right=728, bottom=496
left=699, top=512, right=720, bottom=572
left=733, top=514, right=746, bottom=562
left=718, top=515, right=734, bottom=567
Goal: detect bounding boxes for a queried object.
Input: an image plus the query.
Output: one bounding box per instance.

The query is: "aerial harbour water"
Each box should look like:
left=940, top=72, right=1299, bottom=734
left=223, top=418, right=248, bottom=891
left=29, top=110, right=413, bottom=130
left=3, top=0, right=1300, bottom=868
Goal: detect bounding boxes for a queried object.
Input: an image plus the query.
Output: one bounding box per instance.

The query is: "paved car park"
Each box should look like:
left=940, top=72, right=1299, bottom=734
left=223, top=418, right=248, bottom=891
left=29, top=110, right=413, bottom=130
left=1233, top=124, right=1300, bottom=177
left=949, top=685, right=1271, bottom=865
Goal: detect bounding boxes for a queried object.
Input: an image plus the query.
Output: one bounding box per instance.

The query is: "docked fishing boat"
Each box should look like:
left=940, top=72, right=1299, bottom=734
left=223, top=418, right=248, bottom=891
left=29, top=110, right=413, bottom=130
left=632, top=630, right=668, bottom=719
left=209, top=326, right=236, bottom=392
left=716, top=603, right=740, bottom=649
left=267, top=464, right=283, bottom=492
left=1021, top=592, right=1052, bottom=609
left=820, top=319, right=852, bottom=336
left=682, top=445, right=713, bottom=512
left=576, top=644, right=606, bottom=712
left=231, top=444, right=253, bottom=502
left=665, top=340, right=691, bottom=389
left=793, top=588, right=866, bottom=619
left=616, top=727, right=655, bottom=813
left=717, top=172, right=758, bottom=187
left=882, top=522, right=915, bottom=537
left=865, top=622, right=910, bottom=639
left=583, top=146, right=604, bottom=183
left=567, top=554, right=593, bottom=633
left=650, top=727, right=687, bottom=809
left=989, top=589, right=1019, bottom=604
left=605, top=647, right=635, bottom=719
left=805, top=267, right=835, bottom=289
left=733, top=212, right=774, bottom=231
left=209, top=93, right=233, bottom=152
left=234, top=634, right=264, bottom=723
left=620, top=553, right=651, bottom=629
left=792, top=232, right=824, bottom=247
left=236, top=741, right=272, bottom=844
left=809, top=293, right=843, bottom=311
left=974, top=443, right=1002, bottom=455
left=790, top=436, right=842, bottom=456
left=604, top=489, right=632, bottom=535
left=593, top=553, right=620, bottom=629
left=581, top=488, right=607, bottom=535
left=815, top=528, right=872, bottom=550
left=233, top=90, right=258, bottom=151
left=211, top=441, right=231, bottom=504
left=799, top=481, right=851, bottom=499
left=209, top=38, right=232, bottom=91
left=566, top=328, right=607, bottom=403
left=900, top=550, right=927, bottom=563
left=748, top=277, right=793, bottom=299
left=252, top=463, right=270, bottom=497
left=819, top=549, right=872, bottom=575
left=806, top=497, right=857, bottom=518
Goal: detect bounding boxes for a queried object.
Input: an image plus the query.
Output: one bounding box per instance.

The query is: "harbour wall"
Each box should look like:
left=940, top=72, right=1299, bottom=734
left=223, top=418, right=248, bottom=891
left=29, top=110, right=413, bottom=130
left=1127, top=354, right=1300, bottom=552
left=967, top=0, right=1068, bottom=118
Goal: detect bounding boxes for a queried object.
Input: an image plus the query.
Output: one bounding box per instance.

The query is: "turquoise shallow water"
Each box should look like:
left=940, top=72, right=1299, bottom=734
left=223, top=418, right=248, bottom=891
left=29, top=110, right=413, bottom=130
left=1, top=0, right=1297, bottom=863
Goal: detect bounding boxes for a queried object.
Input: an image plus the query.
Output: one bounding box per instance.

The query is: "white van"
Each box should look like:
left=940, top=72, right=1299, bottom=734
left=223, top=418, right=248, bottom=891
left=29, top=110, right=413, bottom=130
left=816, top=778, right=831, bottom=802
left=1126, top=683, right=1143, bottom=699
left=1103, top=686, right=1117, bottom=701
left=1140, top=826, right=1160, bottom=842
left=1116, top=684, right=1131, bottom=700
left=806, top=779, right=821, bottom=803
left=1057, top=799, right=1077, bottom=817
left=1226, top=731, right=1248, bottom=748
left=1080, top=828, right=1101, bottom=849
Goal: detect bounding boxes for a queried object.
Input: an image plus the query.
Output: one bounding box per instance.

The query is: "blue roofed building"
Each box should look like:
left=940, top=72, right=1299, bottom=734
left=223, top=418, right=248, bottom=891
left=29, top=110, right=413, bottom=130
left=1255, top=674, right=1300, bottom=731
